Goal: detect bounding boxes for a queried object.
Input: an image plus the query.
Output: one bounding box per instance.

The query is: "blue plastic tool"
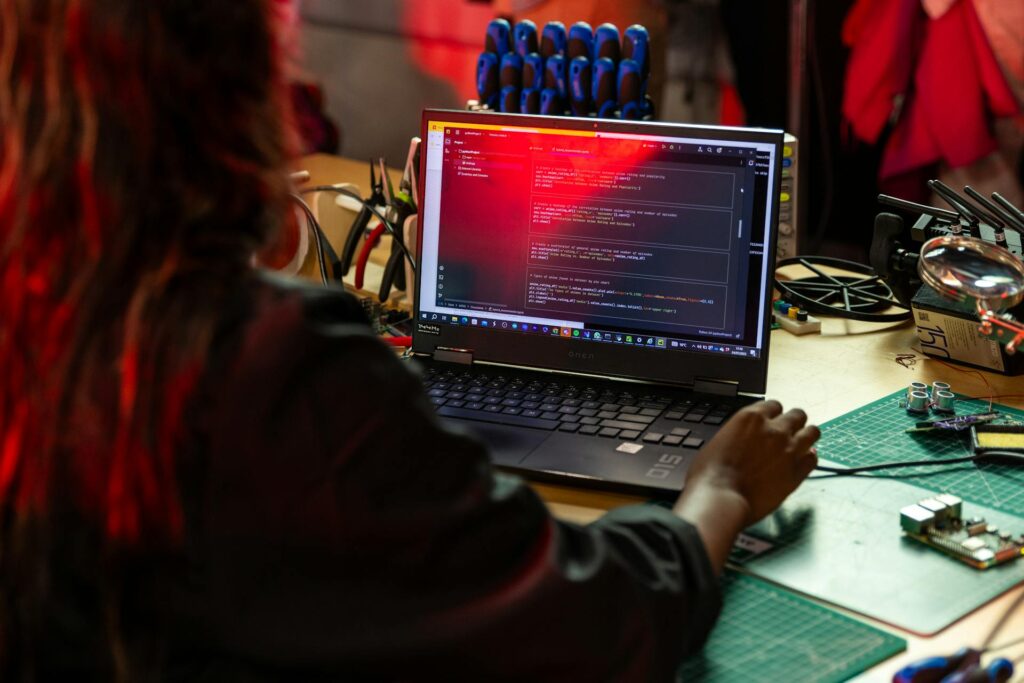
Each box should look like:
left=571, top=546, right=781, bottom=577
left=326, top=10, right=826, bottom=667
left=622, top=24, right=650, bottom=78
left=513, top=20, right=538, bottom=58
left=616, top=58, right=643, bottom=106
left=592, top=56, right=617, bottom=118
left=568, top=55, right=591, bottom=116
left=539, top=88, right=562, bottom=116
left=522, top=52, right=544, bottom=90
left=499, top=85, right=520, bottom=113
left=476, top=52, right=499, bottom=108
left=567, top=21, right=593, bottom=61
left=499, top=52, right=522, bottom=89
left=544, top=54, right=567, bottom=99
left=593, top=23, right=620, bottom=63
left=485, top=18, right=511, bottom=56
left=893, top=648, right=1013, bottom=683
left=520, top=87, right=540, bottom=115
left=540, top=21, right=567, bottom=59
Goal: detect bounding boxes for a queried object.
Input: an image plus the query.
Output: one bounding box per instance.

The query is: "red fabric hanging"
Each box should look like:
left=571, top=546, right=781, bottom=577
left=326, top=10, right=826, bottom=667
left=841, top=0, right=1019, bottom=180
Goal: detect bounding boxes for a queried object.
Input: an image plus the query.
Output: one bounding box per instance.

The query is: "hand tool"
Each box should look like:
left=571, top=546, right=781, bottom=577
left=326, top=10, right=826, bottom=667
left=593, top=23, right=620, bottom=63
left=485, top=18, right=511, bottom=56
left=476, top=52, right=500, bottom=108
left=592, top=56, right=617, bottom=118
left=540, top=21, right=567, bottom=58
left=522, top=52, right=544, bottom=90
left=567, top=21, right=593, bottom=60
left=569, top=56, right=591, bottom=116
left=339, top=159, right=386, bottom=276
left=513, top=20, right=538, bottom=57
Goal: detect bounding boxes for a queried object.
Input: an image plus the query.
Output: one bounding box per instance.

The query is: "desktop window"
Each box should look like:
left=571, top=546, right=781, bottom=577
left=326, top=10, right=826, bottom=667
left=417, top=117, right=779, bottom=359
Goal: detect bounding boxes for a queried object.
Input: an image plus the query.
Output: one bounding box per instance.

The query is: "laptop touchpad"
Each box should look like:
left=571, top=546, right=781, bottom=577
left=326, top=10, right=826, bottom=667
left=443, top=420, right=546, bottom=467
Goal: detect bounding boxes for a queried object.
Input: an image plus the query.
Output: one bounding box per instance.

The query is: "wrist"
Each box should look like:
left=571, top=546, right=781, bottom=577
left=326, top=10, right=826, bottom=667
left=673, top=474, right=750, bottom=573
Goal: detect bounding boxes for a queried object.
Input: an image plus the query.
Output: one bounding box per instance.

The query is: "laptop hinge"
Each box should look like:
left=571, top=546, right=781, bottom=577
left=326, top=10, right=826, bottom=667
left=432, top=347, right=474, bottom=365
left=694, top=377, right=739, bottom=397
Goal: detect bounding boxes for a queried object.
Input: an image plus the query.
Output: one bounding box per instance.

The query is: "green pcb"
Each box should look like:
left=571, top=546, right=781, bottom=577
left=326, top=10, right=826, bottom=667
left=815, top=390, right=1024, bottom=518
left=678, top=573, right=905, bottom=682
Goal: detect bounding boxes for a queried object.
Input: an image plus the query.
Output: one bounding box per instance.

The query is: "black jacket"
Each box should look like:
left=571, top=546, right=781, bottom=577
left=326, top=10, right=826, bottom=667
left=40, top=274, right=723, bottom=682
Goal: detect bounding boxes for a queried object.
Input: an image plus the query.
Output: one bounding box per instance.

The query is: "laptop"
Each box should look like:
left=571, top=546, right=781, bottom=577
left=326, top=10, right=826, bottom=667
left=410, top=109, right=783, bottom=497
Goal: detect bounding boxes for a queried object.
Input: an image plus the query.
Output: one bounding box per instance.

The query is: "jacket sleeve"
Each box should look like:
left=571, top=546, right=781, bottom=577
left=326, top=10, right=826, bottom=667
left=197, top=286, right=722, bottom=681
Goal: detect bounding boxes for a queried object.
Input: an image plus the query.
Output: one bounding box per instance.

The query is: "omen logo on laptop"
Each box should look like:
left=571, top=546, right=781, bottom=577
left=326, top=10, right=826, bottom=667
left=410, top=109, right=784, bottom=496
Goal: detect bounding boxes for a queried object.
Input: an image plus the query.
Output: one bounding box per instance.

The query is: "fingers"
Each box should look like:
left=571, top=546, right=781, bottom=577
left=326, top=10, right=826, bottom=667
left=774, top=408, right=808, bottom=433
left=747, top=399, right=783, bottom=419
left=791, top=424, right=820, bottom=454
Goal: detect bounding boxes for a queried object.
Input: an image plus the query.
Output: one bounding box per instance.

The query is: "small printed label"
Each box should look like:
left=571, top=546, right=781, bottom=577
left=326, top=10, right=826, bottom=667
left=729, top=533, right=775, bottom=564
left=417, top=323, right=441, bottom=336
left=616, top=443, right=644, bottom=454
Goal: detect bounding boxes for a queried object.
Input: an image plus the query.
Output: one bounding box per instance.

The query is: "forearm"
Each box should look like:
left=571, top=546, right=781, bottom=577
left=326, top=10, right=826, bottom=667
left=672, top=480, right=749, bottom=574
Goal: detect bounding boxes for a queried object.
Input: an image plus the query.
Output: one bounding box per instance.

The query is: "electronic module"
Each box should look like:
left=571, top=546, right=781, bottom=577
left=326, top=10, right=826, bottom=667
left=900, top=494, right=1024, bottom=569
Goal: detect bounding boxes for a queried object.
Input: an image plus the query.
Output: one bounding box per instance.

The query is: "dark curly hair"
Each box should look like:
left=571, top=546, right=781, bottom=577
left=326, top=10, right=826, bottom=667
left=0, top=0, right=295, bottom=677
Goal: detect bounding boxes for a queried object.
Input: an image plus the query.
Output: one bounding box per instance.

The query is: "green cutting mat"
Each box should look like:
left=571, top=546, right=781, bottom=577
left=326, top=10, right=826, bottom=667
left=678, top=573, right=906, bottom=682
left=817, top=390, right=1024, bottom=518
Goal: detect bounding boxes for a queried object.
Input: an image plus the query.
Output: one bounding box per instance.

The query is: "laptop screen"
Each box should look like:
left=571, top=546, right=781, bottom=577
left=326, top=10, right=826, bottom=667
left=414, top=110, right=783, bottom=391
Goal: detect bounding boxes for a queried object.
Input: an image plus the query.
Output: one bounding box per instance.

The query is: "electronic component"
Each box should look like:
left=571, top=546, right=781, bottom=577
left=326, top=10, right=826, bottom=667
left=359, top=297, right=412, bottom=337
left=972, top=424, right=1024, bottom=454
left=932, top=390, right=955, bottom=413
left=906, top=391, right=930, bottom=414
left=900, top=495, right=1024, bottom=569
left=776, top=134, right=799, bottom=261
left=905, top=411, right=999, bottom=433
left=771, top=308, right=820, bottom=335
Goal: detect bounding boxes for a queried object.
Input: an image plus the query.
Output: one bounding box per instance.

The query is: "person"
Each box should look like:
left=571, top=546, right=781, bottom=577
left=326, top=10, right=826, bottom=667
left=0, top=1, right=820, bottom=680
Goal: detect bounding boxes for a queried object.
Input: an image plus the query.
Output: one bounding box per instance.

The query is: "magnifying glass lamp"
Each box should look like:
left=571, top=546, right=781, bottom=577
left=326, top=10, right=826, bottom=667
left=918, top=235, right=1024, bottom=354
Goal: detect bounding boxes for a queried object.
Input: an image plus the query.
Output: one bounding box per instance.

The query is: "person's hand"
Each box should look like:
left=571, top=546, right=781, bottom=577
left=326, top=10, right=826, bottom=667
left=672, top=400, right=819, bottom=571
left=685, top=400, right=819, bottom=526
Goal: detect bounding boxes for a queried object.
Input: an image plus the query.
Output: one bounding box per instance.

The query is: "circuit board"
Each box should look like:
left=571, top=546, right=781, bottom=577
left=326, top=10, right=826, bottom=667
left=816, top=390, right=1024, bottom=518
left=901, top=494, right=1024, bottom=569
left=677, top=572, right=906, bottom=682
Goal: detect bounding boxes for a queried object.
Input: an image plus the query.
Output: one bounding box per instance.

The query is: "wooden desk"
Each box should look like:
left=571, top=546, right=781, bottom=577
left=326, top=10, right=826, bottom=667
left=298, top=154, right=1024, bottom=682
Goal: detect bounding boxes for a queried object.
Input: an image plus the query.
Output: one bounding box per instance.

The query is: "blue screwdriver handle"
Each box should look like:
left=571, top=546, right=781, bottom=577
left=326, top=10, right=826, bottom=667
left=623, top=24, right=650, bottom=78
left=540, top=21, right=567, bottom=58
left=476, top=52, right=499, bottom=108
left=539, top=88, right=562, bottom=116
left=513, top=20, right=538, bottom=57
left=499, top=85, right=520, bottom=113
left=592, top=56, right=617, bottom=118
left=544, top=54, right=567, bottom=99
left=522, top=52, right=544, bottom=90
left=499, top=52, right=523, bottom=90
left=568, top=56, right=591, bottom=116
left=941, top=659, right=1013, bottom=683
left=520, top=88, right=540, bottom=115
left=568, top=21, right=593, bottom=61
left=894, top=648, right=981, bottom=683
left=593, top=22, right=620, bottom=63
left=485, top=18, right=511, bottom=56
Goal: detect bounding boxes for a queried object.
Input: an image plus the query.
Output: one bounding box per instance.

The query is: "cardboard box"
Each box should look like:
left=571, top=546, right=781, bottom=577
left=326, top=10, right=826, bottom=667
left=912, top=286, right=1024, bottom=375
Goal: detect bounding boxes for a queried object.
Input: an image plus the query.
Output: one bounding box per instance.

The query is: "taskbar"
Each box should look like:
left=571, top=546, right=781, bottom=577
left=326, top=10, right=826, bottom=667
left=418, top=311, right=761, bottom=359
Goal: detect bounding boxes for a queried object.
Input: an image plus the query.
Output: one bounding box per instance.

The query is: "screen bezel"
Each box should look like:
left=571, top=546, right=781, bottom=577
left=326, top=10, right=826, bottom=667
left=413, top=108, right=783, bottom=395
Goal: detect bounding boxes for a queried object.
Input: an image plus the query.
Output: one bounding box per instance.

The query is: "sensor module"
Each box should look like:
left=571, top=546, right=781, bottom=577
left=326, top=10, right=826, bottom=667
left=900, top=494, right=1024, bottom=569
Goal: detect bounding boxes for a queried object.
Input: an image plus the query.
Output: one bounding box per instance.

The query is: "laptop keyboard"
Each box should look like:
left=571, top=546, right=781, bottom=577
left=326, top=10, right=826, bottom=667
left=422, top=366, right=738, bottom=448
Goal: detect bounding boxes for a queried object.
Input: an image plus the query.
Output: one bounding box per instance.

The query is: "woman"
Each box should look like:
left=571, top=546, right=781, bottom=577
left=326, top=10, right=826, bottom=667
left=0, top=1, right=819, bottom=680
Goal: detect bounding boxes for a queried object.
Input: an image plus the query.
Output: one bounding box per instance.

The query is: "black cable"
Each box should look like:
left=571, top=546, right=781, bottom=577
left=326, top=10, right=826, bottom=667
left=289, top=193, right=329, bottom=284
left=299, top=185, right=417, bottom=274
left=814, top=451, right=1024, bottom=475
left=815, top=455, right=978, bottom=474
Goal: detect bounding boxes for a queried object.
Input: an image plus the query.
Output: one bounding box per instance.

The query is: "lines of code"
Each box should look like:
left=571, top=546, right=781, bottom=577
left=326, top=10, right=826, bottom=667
left=433, top=127, right=755, bottom=339
left=524, top=157, right=737, bottom=330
